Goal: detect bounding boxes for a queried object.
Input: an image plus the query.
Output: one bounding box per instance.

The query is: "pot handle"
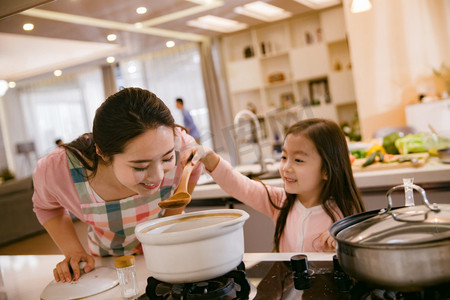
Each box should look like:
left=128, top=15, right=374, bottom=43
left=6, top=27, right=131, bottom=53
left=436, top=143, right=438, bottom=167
left=383, top=184, right=440, bottom=223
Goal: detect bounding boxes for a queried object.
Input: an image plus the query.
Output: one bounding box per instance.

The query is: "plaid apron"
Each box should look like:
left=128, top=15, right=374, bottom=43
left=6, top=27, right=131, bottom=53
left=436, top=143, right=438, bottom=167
left=67, top=136, right=182, bottom=256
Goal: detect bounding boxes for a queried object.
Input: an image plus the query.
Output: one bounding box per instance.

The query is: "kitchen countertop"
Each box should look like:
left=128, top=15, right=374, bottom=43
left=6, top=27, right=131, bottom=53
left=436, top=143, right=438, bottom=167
left=192, top=157, right=450, bottom=200
left=0, top=252, right=334, bottom=299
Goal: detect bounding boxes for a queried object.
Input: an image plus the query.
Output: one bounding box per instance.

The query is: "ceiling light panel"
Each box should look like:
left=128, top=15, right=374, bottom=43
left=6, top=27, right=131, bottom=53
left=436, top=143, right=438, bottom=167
left=293, top=0, right=341, bottom=10
left=23, top=23, right=34, bottom=31
left=187, top=15, right=248, bottom=33
left=350, top=0, right=372, bottom=13
left=235, top=1, right=292, bottom=22
left=136, top=7, right=147, bottom=14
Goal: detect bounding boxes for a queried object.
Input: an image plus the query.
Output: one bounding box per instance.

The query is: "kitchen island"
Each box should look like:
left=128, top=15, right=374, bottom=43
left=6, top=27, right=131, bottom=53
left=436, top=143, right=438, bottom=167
left=191, top=157, right=450, bottom=209
left=188, top=157, right=450, bottom=252
left=0, top=252, right=334, bottom=299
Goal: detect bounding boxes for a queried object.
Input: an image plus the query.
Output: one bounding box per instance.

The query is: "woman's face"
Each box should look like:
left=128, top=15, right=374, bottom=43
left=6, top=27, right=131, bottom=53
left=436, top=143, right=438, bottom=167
left=279, top=133, right=327, bottom=205
left=111, top=126, right=176, bottom=196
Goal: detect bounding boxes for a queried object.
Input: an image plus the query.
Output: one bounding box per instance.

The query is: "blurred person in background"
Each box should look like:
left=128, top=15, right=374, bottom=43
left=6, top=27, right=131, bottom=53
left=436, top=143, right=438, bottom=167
left=176, top=98, right=201, bottom=144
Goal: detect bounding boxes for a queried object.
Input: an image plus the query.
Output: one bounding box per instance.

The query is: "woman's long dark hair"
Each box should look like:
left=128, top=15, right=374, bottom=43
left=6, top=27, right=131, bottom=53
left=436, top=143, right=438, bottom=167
left=63, top=87, right=175, bottom=177
left=269, top=118, right=365, bottom=251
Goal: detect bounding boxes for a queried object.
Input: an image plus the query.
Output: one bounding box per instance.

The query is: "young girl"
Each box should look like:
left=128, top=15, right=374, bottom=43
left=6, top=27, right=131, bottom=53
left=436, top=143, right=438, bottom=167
left=191, top=118, right=365, bottom=252
left=32, top=87, right=202, bottom=282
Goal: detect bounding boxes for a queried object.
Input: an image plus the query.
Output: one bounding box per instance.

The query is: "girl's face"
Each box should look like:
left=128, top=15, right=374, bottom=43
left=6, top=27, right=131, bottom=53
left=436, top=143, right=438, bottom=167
left=279, top=133, right=327, bottom=206
left=111, top=126, right=176, bottom=196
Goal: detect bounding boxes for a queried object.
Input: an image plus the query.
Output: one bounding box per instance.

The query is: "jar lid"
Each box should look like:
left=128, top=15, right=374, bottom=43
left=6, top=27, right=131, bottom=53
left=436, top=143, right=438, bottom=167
left=114, top=255, right=135, bottom=268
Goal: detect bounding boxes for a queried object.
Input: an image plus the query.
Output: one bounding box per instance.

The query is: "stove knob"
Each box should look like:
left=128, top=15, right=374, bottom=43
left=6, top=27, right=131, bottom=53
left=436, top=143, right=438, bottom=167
left=333, top=255, right=343, bottom=272
left=290, top=254, right=311, bottom=290
left=333, top=255, right=353, bottom=292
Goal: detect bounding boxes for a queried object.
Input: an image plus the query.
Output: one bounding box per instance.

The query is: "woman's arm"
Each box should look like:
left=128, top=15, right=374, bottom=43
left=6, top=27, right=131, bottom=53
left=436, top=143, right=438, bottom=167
left=43, top=214, right=95, bottom=282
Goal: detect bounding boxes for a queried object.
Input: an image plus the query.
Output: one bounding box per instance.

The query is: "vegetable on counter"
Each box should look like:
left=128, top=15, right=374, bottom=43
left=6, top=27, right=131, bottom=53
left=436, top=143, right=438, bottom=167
left=366, top=145, right=386, bottom=156
left=351, top=149, right=367, bottom=159
left=394, top=133, right=428, bottom=154
left=362, top=151, right=384, bottom=167
left=382, top=132, right=401, bottom=154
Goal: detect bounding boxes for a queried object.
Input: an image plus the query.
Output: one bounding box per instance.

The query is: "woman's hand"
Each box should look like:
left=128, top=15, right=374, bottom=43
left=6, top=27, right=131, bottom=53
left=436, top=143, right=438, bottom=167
left=319, top=231, right=336, bottom=252
left=53, top=251, right=95, bottom=282
left=180, top=144, right=220, bottom=172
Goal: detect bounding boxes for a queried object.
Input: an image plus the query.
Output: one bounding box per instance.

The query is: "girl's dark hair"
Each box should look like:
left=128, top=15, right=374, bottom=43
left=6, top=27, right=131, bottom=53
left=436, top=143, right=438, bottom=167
left=63, top=87, right=175, bottom=176
left=269, top=118, right=365, bottom=252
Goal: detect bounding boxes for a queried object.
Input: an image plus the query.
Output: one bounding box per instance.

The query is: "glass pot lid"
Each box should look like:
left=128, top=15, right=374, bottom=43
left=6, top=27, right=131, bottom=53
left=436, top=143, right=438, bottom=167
left=336, top=184, right=450, bottom=245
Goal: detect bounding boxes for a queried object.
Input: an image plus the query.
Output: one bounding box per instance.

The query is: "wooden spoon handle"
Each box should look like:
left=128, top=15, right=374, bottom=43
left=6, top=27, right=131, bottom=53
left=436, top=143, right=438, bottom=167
left=175, top=162, right=195, bottom=194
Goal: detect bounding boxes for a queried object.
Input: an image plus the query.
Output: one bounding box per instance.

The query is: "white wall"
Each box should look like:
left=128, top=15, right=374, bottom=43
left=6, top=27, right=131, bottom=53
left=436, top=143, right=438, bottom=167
left=343, top=0, right=450, bottom=139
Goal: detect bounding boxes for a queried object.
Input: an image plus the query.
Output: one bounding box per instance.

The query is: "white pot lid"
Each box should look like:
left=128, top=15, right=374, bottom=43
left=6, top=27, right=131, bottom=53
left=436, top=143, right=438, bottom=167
left=40, top=267, right=119, bottom=300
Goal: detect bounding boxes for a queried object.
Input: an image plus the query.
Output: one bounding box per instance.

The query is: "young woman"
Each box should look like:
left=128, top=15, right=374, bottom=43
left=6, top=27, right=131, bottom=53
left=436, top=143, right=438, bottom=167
left=189, top=118, right=365, bottom=252
left=32, top=87, right=202, bottom=282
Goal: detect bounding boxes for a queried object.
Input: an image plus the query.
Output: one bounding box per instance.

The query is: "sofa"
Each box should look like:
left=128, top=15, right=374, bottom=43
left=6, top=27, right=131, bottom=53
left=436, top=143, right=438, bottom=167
left=0, top=176, right=45, bottom=246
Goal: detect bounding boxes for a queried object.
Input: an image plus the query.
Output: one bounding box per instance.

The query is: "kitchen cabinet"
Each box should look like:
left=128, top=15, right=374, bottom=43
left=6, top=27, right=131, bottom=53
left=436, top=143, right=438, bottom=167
left=221, top=6, right=357, bottom=143
left=405, top=98, right=450, bottom=133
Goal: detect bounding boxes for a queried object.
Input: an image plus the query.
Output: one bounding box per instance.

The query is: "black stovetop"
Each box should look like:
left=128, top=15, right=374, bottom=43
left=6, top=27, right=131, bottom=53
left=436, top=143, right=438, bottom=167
left=138, top=255, right=450, bottom=300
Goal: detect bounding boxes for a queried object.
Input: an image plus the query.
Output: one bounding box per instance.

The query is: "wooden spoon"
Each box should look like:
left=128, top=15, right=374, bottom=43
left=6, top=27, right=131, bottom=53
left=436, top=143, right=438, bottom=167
left=158, top=155, right=195, bottom=209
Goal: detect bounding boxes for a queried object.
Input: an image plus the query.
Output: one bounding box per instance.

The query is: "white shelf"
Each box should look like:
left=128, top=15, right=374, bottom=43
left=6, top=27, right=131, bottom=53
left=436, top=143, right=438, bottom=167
left=320, top=6, right=346, bottom=43
left=328, top=70, right=356, bottom=104
left=290, top=44, right=329, bottom=81
left=221, top=5, right=357, bottom=140
left=226, top=58, right=262, bottom=92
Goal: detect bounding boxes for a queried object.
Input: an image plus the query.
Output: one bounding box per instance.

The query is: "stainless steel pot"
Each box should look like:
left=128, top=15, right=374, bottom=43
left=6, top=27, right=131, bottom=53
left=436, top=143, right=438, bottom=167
left=330, top=184, right=450, bottom=291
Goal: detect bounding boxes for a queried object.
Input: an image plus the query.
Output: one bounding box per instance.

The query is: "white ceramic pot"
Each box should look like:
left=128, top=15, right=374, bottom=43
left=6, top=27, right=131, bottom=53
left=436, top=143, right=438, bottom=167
left=135, top=209, right=249, bottom=283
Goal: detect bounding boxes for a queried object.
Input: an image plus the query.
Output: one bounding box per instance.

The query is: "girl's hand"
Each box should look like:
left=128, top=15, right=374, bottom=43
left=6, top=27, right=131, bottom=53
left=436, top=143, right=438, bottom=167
left=319, top=231, right=336, bottom=252
left=180, top=145, right=220, bottom=172
left=53, top=251, right=95, bottom=282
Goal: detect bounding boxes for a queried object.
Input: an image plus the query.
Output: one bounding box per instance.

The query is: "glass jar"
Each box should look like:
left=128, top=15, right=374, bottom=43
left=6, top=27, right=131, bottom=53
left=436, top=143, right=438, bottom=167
left=114, top=255, right=138, bottom=299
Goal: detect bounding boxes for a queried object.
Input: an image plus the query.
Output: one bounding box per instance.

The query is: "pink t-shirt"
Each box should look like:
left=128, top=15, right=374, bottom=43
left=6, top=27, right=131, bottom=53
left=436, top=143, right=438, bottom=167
left=209, top=158, right=343, bottom=252
left=32, top=128, right=202, bottom=225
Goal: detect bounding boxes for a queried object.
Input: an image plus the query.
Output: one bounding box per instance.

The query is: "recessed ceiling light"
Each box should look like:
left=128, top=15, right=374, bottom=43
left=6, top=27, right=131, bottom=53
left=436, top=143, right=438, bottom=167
left=8, top=81, right=16, bottom=88
left=293, top=0, right=341, bottom=10
left=106, top=56, right=115, bottom=63
left=235, top=1, right=292, bottom=22
left=127, top=65, right=137, bottom=74
left=134, top=22, right=143, bottom=28
left=166, top=41, right=175, bottom=48
left=136, top=7, right=147, bottom=14
left=107, top=34, right=117, bottom=42
left=23, top=23, right=34, bottom=31
left=54, top=70, right=62, bottom=77
left=187, top=15, right=248, bottom=33
left=350, top=0, right=372, bottom=13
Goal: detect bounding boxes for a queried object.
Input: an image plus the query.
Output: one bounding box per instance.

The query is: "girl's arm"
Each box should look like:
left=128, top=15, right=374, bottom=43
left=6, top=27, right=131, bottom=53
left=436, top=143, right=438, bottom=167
left=43, top=214, right=95, bottom=282
left=185, top=146, right=285, bottom=217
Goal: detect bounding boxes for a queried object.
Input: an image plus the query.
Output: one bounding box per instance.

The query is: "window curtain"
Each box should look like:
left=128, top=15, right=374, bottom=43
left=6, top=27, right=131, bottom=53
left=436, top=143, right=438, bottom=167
left=198, top=38, right=236, bottom=164
left=118, top=43, right=212, bottom=149
left=3, top=68, right=104, bottom=177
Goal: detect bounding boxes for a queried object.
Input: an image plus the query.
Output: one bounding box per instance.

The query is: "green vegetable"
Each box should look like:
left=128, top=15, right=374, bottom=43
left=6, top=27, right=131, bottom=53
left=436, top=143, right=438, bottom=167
left=351, top=149, right=367, bottom=159
left=362, top=151, right=384, bottom=167
left=394, top=133, right=428, bottom=154
left=382, top=132, right=401, bottom=154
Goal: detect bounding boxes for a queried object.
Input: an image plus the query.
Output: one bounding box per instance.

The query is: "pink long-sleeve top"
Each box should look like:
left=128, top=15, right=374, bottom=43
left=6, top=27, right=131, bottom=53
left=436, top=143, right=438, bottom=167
left=208, top=158, right=344, bottom=252
left=32, top=128, right=202, bottom=225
